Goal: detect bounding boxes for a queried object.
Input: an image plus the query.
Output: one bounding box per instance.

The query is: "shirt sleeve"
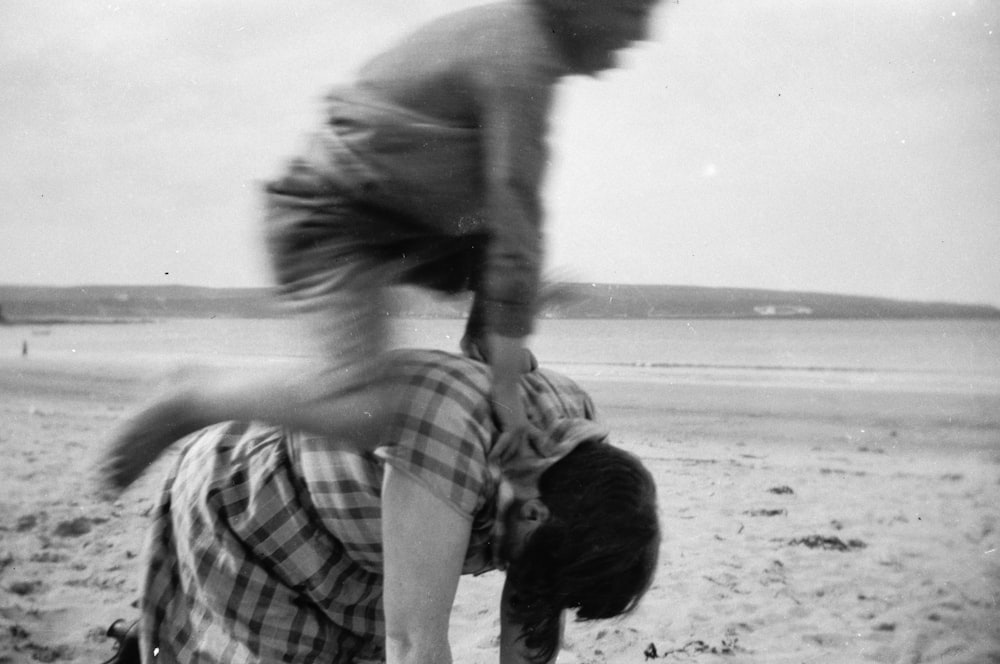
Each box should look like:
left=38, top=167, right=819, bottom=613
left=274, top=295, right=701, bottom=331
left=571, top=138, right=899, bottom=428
left=474, top=51, right=561, bottom=338
left=374, top=352, right=495, bottom=520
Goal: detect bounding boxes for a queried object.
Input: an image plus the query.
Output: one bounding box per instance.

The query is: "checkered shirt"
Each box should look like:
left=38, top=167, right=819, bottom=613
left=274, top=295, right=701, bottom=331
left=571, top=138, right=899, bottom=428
left=139, top=349, right=596, bottom=663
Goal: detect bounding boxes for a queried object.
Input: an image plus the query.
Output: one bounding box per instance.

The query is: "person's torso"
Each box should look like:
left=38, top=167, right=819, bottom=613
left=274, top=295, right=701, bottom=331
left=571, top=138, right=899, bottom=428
left=304, top=2, right=566, bottom=234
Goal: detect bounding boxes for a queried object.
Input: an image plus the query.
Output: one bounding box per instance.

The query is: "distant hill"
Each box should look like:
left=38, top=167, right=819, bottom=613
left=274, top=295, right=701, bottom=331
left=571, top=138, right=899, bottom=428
left=0, top=283, right=998, bottom=324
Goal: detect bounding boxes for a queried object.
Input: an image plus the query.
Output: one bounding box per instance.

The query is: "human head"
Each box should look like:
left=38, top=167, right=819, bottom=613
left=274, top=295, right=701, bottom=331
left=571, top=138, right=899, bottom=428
left=534, top=0, right=661, bottom=73
left=503, top=439, right=661, bottom=663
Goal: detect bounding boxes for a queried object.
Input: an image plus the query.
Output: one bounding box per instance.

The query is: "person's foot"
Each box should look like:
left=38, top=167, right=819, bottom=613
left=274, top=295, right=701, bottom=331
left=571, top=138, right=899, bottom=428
left=101, top=388, right=204, bottom=491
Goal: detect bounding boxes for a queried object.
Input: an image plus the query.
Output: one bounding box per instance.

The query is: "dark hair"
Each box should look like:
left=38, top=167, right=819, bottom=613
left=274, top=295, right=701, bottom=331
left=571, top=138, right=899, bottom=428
left=503, top=440, right=661, bottom=663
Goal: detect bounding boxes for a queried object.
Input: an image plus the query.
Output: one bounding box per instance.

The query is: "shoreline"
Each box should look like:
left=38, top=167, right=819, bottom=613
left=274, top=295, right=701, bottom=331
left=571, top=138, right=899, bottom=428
left=4, top=311, right=1000, bottom=327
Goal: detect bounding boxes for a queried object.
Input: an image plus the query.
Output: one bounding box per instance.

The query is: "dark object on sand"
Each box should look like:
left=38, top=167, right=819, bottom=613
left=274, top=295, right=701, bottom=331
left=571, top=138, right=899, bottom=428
left=53, top=517, right=93, bottom=538
left=787, top=535, right=867, bottom=552
left=8, top=580, right=43, bottom=596
left=744, top=508, right=787, bottom=517
left=101, top=620, right=140, bottom=664
left=643, top=638, right=742, bottom=658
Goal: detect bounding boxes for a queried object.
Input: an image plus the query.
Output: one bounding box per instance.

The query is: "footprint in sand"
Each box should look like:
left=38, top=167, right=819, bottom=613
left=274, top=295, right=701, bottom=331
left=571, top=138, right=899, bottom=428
left=16, top=514, right=39, bottom=532
left=52, top=517, right=93, bottom=537
left=7, top=579, right=44, bottom=596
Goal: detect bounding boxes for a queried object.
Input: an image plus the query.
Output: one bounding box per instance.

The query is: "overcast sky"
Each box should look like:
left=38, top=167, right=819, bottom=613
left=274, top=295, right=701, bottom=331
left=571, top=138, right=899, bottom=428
left=3, top=0, right=998, bottom=306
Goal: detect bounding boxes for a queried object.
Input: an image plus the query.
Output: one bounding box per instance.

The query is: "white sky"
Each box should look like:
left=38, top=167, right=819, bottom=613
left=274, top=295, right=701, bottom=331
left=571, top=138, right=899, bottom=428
left=2, top=0, right=999, bottom=306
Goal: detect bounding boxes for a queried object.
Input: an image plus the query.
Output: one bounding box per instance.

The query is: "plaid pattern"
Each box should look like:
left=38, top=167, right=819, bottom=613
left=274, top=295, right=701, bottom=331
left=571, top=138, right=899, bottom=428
left=139, top=349, right=596, bottom=663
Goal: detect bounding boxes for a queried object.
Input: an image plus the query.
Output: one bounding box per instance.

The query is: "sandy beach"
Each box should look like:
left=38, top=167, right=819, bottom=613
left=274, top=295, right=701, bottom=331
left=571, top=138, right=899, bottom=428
left=1, top=351, right=998, bottom=663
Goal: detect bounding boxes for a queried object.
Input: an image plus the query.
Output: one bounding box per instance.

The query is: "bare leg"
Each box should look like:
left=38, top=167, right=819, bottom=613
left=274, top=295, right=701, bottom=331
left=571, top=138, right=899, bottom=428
left=102, top=284, right=394, bottom=491
left=101, top=373, right=214, bottom=491
left=101, top=363, right=393, bottom=490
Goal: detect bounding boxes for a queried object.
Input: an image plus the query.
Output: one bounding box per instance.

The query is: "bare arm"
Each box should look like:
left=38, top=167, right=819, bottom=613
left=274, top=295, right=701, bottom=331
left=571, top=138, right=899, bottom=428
left=382, top=465, right=472, bottom=664
left=476, top=77, right=554, bottom=446
left=487, top=333, right=530, bottom=447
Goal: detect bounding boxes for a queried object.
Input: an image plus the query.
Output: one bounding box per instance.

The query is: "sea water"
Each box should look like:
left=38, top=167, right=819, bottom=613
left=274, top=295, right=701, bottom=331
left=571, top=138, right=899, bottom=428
left=4, top=317, right=999, bottom=394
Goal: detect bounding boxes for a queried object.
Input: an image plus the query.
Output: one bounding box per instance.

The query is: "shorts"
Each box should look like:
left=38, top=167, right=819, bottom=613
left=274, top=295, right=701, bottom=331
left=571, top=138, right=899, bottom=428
left=261, top=157, right=487, bottom=383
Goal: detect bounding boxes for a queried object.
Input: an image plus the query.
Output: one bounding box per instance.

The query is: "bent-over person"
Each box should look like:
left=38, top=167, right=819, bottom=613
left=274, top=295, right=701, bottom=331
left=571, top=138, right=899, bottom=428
left=105, top=350, right=659, bottom=664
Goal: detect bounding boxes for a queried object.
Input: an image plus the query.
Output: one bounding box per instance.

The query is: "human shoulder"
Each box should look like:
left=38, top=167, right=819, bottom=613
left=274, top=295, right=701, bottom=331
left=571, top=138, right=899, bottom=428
left=377, top=350, right=495, bottom=518
left=405, top=1, right=569, bottom=85
left=467, top=1, right=569, bottom=83
left=523, top=365, right=599, bottom=421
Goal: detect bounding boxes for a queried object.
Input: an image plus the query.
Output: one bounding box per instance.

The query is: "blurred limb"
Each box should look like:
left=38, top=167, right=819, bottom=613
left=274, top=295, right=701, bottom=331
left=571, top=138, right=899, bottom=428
left=100, top=367, right=213, bottom=491
left=460, top=268, right=581, bottom=364
left=102, top=284, right=395, bottom=492
left=101, top=359, right=392, bottom=492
